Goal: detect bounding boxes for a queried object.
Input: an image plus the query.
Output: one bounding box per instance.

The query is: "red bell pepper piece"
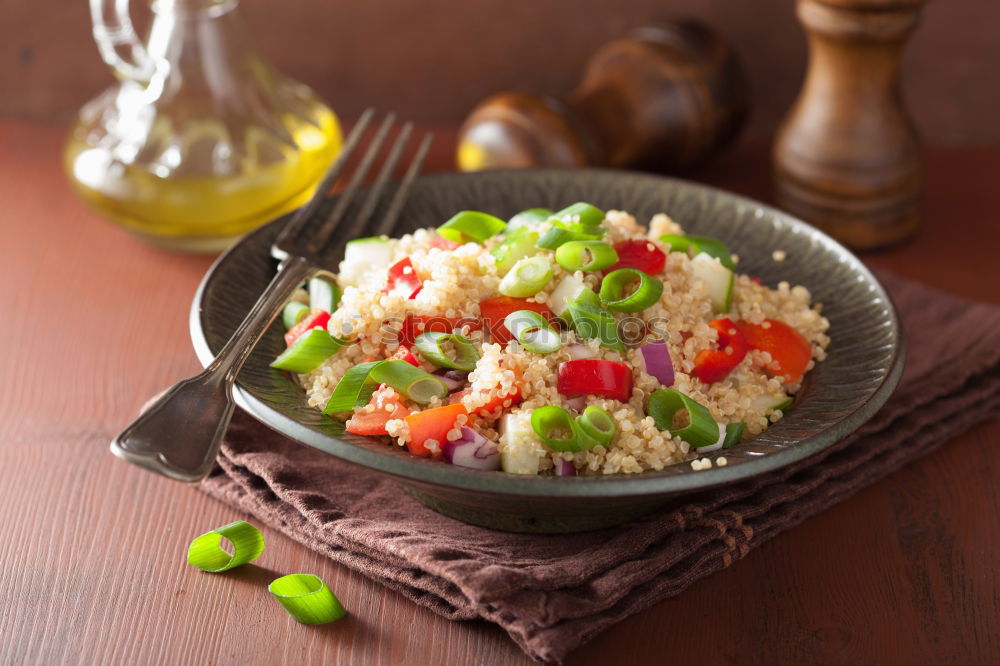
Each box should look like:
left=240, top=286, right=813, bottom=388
left=557, top=359, right=633, bottom=402
left=429, top=235, right=462, bottom=251
left=398, top=314, right=480, bottom=347
left=608, top=240, right=666, bottom=276
left=478, top=296, right=555, bottom=345
left=735, top=318, right=812, bottom=383
left=384, top=257, right=423, bottom=299
left=404, top=403, right=468, bottom=457
left=692, top=318, right=748, bottom=384
left=345, top=388, right=410, bottom=436
left=390, top=345, right=420, bottom=367
left=283, top=309, right=331, bottom=347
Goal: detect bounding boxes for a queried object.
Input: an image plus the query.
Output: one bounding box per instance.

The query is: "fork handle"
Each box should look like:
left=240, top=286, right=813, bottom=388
left=110, top=255, right=314, bottom=481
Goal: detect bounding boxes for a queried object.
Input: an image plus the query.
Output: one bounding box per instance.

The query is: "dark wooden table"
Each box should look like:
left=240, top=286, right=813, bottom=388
left=1, top=122, right=997, bottom=665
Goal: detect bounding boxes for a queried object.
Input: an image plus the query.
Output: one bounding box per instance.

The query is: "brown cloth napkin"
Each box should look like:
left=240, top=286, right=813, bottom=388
left=200, top=271, right=1000, bottom=663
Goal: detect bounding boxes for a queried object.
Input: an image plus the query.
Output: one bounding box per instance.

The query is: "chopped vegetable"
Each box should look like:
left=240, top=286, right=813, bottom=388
left=535, top=225, right=605, bottom=250
left=370, top=359, right=449, bottom=404
left=282, top=300, right=310, bottom=331
left=504, top=309, right=562, bottom=354
left=692, top=318, right=747, bottom=384
left=383, top=257, right=423, bottom=299
left=550, top=202, right=605, bottom=228
left=389, top=345, right=419, bottom=367
left=723, top=421, right=745, bottom=448
left=554, top=459, right=577, bottom=476
left=404, top=403, right=468, bottom=456
left=506, top=207, right=553, bottom=236
left=599, top=268, right=663, bottom=312
left=608, top=239, right=666, bottom=276
left=499, top=412, right=546, bottom=474
left=414, top=332, right=481, bottom=370
left=271, top=328, right=344, bottom=373
left=548, top=274, right=589, bottom=318
left=437, top=210, right=506, bottom=243
left=269, top=574, right=346, bottom=625
left=187, top=520, right=265, bottom=573
left=557, top=359, right=633, bottom=402
left=530, top=405, right=583, bottom=452
left=491, top=230, right=540, bottom=275
left=735, top=318, right=813, bottom=383
left=498, top=255, right=554, bottom=297
left=429, top=235, right=461, bottom=251
left=479, top=296, right=554, bottom=344
left=563, top=299, right=625, bottom=352
left=659, top=234, right=736, bottom=270
left=442, top=427, right=501, bottom=470
left=647, top=388, right=721, bottom=448
left=309, top=274, right=341, bottom=312
left=340, top=236, right=392, bottom=286
left=690, top=252, right=734, bottom=313
left=399, top=314, right=478, bottom=347
left=323, top=361, right=384, bottom=414
left=345, top=388, right=410, bottom=436
left=638, top=341, right=675, bottom=386
left=576, top=405, right=616, bottom=447
left=283, top=309, right=330, bottom=347
left=555, top=240, right=619, bottom=272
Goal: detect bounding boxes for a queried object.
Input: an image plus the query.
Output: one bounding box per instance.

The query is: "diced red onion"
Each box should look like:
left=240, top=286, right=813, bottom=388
left=566, top=343, right=595, bottom=360
left=555, top=459, right=577, bottom=476
left=639, top=341, right=674, bottom=386
left=433, top=369, right=469, bottom=391
left=564, top=396, right=586, bottom=412
left=442, top=427, right=500, bottom=470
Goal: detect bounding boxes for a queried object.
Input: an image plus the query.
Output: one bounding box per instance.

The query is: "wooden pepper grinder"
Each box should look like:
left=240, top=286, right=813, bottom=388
left=774, top=0, right=926, bottom=249
left=457, top=21, right=749, bottom=173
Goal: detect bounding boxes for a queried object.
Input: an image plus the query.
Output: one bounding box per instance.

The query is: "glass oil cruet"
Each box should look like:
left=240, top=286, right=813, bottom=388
left=65, top=0, right=342, bottom=252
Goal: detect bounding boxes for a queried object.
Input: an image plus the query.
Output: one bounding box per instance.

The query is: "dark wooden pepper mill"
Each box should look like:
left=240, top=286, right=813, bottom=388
left=774, top=0, right=926, bottom=249
left=457, top=20, right=749, bottom=173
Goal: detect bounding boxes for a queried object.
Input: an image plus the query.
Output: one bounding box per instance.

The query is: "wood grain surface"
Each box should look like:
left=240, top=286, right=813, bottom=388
left=0, top=122, right=997, bottom=665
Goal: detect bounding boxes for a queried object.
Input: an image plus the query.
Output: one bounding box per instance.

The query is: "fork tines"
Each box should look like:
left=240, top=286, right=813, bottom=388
left=273, top=108, right=432, bottom=261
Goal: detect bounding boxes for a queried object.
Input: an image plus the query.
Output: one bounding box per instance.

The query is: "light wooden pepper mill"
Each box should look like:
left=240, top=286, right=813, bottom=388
left=457, top=21, right=750, bottom=173
left=774, top=0, right=926, bottom=249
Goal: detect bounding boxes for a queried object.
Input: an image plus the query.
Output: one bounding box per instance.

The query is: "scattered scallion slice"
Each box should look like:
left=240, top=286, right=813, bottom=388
left=723, top=422, right=746, bottom=448
left=370, top=359, right=449, bottom=404
left=660, top=234, right=735, bottom=271
left=576, top=406, right=616, bottom=447
left=551, top=202, right=605, bottom=228
left=563, top=299, right=625, bottom=352
left=437, top=210, right=506, bottom=243
left=323, top=360, right=383, bottom=414
left=530, top=405, right=583, bottom=452
left=414, top=332, right=481, bottom=370
left=308, top=274, right=341, bottom=312
left=535, top=225, right=604, bottom=250
left=270, top=328, right=345, bottom=373
left=504, top=310, right=562, bottom=354
left=187, top=521, right=265, bottom=573
left=269, top=574, right=347, bottom=625
left=555, top=240, right=618, bottom=272
left=599, top=268, right=663, bottom=312
left=491, top=231, right=540, bottom=275
left=506, top=208, right=552, bottom=236
left=282, top=301, right=310, bottom=330
left=499, top=255, right=554, bottom=297
left=647, top=388, right=720, bottom=448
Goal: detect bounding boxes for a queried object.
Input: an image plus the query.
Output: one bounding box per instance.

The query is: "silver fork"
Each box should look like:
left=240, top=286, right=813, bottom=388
left=110, top=109, right=432, bottom=482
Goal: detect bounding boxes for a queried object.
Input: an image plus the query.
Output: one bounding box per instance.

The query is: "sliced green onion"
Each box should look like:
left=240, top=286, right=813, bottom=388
left=187, top=521, right=265, bottom=573
left=555, top=241, right=619, bottom=272
left=308, top=274, right=341, bottom=312
left=599, top=268, right=663, bottom=312
left=414, top=332, right=481, bottom=370
left=504, top=310, right=562, bottom=354
left=551, top=202, right=605, bottom=228
left=438, top=210, right=507, bottom=243
left=323, top=360, right=383, bottom=414
left=499, top=255, right=554, bottom=297
left=660, top=234, right=735, bottom=271
left=370, top=359, right=448, bottom=404
left=269, top=574, right=347, bottom=625
left=282, top=300, right=310, bottom=330
left=530, top=405, right=583, bottom=452
left=506, top=208, right=552, bottom=236
left=647, top=388, right=720, bottom=448
left=491, top=230, right=540, bottom=275
left=723, top=422, right=745, bottom=448
left=535, top=225, right=604, bottom=250
left=270, top=328, right=345, bottom=373
left=563, top=300, right=625, bottom=352
left=576, top=406, right=616, bottom=446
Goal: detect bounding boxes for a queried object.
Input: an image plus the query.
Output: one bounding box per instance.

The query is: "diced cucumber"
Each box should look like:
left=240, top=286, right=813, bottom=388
left=339, top=237, right=393, bottom=286
left=308, top=274, right=341, bottom=312
left=549, top=274, right=588, bottom=318
left=749, top=392, right=793, bottom=414
left=282, top=301, right=310, bottom=330
left=491, top=231, right=540, bottom=275
left=690, top=252, right=734, bottom=313
left=499, top=413, right=546, bottom=475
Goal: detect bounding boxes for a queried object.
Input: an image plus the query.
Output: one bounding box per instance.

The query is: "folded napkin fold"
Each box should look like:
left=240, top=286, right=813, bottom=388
left=201, top=271, right=1000, bottom=663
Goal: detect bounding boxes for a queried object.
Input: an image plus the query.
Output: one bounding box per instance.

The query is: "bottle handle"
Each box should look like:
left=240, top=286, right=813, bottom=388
left=89, top=0, right=157, bottom=83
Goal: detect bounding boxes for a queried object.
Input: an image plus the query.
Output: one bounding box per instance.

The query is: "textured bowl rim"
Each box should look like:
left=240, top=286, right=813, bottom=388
left=190, top=168, right=905, bottom=499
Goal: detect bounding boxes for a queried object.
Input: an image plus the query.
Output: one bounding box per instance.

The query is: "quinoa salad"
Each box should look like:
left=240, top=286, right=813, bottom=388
left=271, top=203, right=831, bottom=476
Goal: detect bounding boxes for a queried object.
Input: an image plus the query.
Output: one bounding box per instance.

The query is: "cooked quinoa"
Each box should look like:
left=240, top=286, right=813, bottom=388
left=291, top=208, right=830, bottom=476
